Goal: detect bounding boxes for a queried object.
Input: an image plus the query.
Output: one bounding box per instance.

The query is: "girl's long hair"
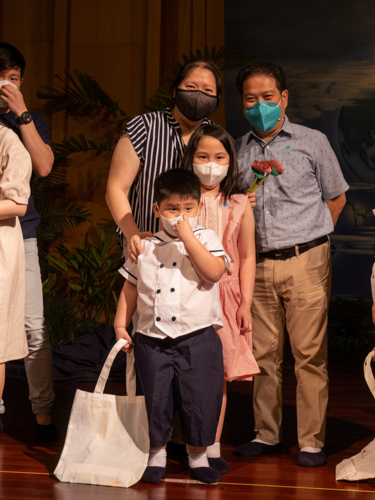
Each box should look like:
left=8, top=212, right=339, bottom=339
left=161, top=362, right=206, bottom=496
left=180, top=124, right=245, bottom=200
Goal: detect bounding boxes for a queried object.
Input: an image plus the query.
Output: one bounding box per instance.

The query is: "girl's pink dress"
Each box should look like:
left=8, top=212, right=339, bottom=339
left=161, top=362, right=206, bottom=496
left=199, top=193, right=260, bottom=382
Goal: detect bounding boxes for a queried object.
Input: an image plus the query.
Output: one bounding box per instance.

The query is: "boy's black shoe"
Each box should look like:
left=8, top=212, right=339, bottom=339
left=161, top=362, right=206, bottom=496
left=208, top=456, right=230, bottom=474
left=190, top=466, right=221, bottom=483
left=140, top=466, right=166, bottom=483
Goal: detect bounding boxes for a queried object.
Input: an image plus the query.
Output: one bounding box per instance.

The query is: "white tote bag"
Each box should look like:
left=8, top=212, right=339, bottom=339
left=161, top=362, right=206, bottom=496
left=336, top=351, right=375, bottom=481
left=54, top=339, right=149, bottom=488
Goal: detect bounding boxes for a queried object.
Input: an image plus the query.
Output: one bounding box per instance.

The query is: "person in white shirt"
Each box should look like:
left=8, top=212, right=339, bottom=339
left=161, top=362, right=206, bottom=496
left=114, top=169, right=229, bottom=485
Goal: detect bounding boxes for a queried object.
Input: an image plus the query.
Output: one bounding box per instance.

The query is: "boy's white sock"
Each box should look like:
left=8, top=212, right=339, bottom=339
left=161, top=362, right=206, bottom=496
left=300, top=447, right=321, bottom=453
left=206, top=442, right=221, bottom=458
left=148, top=448, right=167, bottom=467
left=0, top=399, right=5, bottom=415
left=188, top=451, right=210, bottom=469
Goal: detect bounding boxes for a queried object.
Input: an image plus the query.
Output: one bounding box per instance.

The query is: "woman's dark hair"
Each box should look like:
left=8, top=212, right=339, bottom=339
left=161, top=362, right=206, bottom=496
left=180, top=124, right=245, bottom=200
left=0, top=43, right=26, bottom=77
left=236, top=62, right=286, bottom=96
left=154, top=169, right=201, bottom=206
left=171, top=59, right=222, bottom=98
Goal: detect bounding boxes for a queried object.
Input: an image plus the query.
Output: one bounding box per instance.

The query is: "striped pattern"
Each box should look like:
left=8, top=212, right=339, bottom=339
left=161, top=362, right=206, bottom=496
left=118, top=108, right=210, bottom=246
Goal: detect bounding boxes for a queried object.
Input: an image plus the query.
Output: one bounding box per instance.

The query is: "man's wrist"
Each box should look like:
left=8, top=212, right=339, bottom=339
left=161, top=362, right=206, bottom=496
left=15, top=110, right=33, bottom=125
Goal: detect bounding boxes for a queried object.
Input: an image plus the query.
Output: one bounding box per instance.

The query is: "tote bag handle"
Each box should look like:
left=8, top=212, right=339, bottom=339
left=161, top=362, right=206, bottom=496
left=94, top=339, right=136, bottom=396
left=364, top=351, right=375, bottom=400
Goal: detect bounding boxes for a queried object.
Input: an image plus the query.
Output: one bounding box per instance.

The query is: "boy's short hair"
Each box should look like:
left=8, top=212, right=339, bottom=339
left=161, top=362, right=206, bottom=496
left=154, top=169, right=201, bottom=205
left=236, top=62, right=286, bottom=96
left=0, top=43, right=26, bottom=77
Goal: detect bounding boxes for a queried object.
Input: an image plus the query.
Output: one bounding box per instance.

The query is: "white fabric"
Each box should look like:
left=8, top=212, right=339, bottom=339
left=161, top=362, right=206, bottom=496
left=54, top=339, right=149, bottom=488
left=188, top=451, right=209, bottom=469
left=336, top=352, right=375, bottom=481
left=206, top=442, right=221, bottom=458
left=300, top=447, right=321, bottom=453
left=252, top=438, right=273, bottom=445
left=120, top=227, right=230, bottom=339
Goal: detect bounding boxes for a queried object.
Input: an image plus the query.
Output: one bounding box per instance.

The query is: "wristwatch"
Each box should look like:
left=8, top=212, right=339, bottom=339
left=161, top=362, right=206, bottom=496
left=15, top=111, right=33, bottom=125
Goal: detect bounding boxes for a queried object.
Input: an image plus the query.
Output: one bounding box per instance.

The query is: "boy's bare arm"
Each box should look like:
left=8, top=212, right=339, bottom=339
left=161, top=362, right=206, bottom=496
left=114, top=280, right=138, bottom=352
left=173, top=215, right=225, bottom=283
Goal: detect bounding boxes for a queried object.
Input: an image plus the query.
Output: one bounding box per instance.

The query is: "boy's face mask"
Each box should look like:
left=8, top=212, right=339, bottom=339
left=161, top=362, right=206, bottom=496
left=159, top=212, right=198, bottom=235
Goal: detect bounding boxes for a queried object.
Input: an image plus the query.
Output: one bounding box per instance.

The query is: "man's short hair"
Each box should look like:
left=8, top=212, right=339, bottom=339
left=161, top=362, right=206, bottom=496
left=0, top=43, right=26, bottom=77
left=236, top=62, right=286, bottom=96
left=154, top=169, right=201, bottom=206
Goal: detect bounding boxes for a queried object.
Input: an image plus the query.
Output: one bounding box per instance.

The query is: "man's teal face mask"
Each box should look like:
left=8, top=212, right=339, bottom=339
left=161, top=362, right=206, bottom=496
left=245, top=95, right=283, bottom=133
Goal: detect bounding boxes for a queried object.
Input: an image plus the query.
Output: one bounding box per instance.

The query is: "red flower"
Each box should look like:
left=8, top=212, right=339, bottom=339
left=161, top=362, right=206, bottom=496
left=267, top=160, right=284, bottom=175
left=252, top=161, right=272, bottom=175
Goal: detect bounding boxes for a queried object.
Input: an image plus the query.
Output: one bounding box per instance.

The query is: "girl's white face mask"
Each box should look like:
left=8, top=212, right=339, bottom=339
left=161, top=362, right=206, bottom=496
left=193, top=162, right=229, bottom=188
left=159, top=213, right=198, bottom=235
left=0, top=80, right=18, bottom=108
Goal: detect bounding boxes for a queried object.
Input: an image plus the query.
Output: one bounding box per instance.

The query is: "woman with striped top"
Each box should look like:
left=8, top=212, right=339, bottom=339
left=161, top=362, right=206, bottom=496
left=106, top=59, right=222, bottom=261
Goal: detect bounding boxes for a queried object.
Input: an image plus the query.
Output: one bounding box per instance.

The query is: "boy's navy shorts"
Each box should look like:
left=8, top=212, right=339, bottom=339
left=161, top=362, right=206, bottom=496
left=133, top=326, right=224, bottom=448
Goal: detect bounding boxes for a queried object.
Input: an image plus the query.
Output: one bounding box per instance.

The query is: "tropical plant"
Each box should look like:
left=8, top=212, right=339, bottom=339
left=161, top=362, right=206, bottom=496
left=32, top=157, right=92, bottom=245
left=44, top=294, right=98, bottom=345
left=37, top=41, right=253, bottom=159
left=43, top=230, right=122, bottom=324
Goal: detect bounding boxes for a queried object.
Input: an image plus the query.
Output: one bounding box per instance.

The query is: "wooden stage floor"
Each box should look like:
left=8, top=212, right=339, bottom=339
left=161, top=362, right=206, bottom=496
left=1, top=348, right=375, bottom=499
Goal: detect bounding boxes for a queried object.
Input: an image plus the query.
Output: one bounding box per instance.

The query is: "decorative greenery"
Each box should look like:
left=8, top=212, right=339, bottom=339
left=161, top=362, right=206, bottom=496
left=32, top=157, right=92, bottom=243
left=37, top=42, right=253, bottom=159
left=43, top=230, right=122, bottom=324
left=44, top=295, right=98, bottom=345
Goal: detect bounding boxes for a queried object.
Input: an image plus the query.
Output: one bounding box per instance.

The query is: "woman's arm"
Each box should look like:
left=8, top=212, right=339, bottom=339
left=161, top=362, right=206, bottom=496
left=106, top=133, right=152, bottom=261
left=0, top=199, right=27, bottom=219
left=236, top=200, right=256, bottom=333
left=106, top=133, right=141, bottom=240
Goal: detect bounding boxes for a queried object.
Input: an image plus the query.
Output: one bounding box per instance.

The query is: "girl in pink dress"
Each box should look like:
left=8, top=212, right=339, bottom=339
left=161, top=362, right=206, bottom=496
left=181, top=124, right=260, bottom=473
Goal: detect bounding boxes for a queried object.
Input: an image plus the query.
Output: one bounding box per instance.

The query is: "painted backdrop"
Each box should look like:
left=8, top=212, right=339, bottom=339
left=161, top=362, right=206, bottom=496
left=225, top=0, right=375, bottom=300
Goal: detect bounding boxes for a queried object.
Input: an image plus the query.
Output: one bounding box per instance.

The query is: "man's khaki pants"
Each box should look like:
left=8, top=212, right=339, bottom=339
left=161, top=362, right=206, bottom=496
left=252, top=241, right=331, bottom=449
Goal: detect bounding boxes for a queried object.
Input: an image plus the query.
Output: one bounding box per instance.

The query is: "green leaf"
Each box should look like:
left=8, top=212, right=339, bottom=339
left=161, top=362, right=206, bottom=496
left=42, top=273, right=58, bottom=294
left=46, top=254, right=68, bottom=272
left=69, top=283, right=83, bottom=292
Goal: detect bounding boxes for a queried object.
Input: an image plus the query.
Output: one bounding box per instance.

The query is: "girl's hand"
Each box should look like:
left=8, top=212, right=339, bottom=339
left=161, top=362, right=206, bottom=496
left=248, top=191, right=256, bottom=209
left=173, top=215, right=195, bottom=242
left=115, top=327, right=134, bottom=352
left=127, top=232, right=152, bottom=262
left=236, top=302, right=252, bottom=334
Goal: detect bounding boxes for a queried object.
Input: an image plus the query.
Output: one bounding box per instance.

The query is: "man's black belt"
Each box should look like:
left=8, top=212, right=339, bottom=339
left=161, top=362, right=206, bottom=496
left=258, top=235, right=329, bottom=260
